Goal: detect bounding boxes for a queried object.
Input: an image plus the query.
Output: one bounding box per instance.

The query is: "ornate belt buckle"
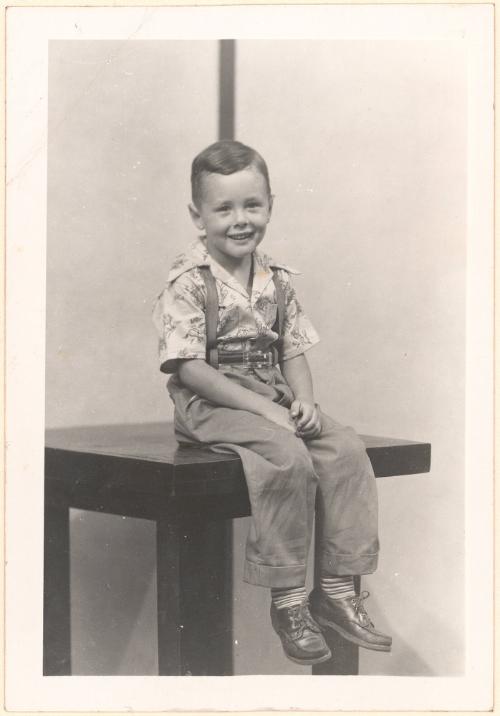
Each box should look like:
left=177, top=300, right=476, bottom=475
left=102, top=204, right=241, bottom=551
left=241, top=346, right=250, bottom=367
left=254, top=350, right=273, bottom=369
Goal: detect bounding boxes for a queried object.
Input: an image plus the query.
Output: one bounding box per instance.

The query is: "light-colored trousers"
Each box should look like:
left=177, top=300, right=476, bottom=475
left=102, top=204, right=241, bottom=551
left=168, top=365, right=379, bottom=588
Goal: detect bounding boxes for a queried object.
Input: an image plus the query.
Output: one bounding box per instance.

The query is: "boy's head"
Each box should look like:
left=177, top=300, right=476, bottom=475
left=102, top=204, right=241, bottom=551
left=191, top=140, right=271, bottom=209
left=188, top=140, right=274, bottom=267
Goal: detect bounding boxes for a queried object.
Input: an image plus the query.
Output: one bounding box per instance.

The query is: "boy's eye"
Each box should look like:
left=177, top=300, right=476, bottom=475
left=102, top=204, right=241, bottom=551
left=246, top=202, right=261, bottom=209
left=216, top=205, right=231, bottom=213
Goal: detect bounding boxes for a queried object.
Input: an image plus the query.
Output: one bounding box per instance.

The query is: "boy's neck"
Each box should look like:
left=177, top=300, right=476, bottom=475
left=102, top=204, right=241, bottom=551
left=205, top=244, right=254, bottom=290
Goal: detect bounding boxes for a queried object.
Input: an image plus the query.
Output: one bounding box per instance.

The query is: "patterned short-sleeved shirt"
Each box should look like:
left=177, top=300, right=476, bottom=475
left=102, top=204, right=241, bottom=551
left=152, top=238, right=320, bottom=374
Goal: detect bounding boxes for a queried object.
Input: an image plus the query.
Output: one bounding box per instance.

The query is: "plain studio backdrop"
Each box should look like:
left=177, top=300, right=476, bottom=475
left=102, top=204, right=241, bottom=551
left=46, top=39, right=465, bottom=676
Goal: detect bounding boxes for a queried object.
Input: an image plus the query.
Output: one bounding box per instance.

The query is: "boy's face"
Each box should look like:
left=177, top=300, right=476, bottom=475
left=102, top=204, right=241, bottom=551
left=189, top=166, right=273, bottom=267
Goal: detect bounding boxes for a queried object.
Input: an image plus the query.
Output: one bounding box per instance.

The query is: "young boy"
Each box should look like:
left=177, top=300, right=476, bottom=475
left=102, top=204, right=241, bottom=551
left=153, top=140, right=391, bottom=666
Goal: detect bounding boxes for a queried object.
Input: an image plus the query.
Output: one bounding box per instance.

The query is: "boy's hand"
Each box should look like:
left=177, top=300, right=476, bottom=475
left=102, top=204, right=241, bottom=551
left=290, top=400, right=322, bottom=439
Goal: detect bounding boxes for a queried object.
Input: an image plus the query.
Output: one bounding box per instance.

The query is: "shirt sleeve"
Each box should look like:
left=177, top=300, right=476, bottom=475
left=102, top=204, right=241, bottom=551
left=276, top=270, right=320, bottom=361
left=152, top=270, right=207, bottom=373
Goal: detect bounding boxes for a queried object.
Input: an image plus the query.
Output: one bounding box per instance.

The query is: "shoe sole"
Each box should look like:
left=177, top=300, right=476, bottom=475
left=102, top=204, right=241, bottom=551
left=315, top=615, right=392, bottom=652
left=284, top=648, right=333, bottom=666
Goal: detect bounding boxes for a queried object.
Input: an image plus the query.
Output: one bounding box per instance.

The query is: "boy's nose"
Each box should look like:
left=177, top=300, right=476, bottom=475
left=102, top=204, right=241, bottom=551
left=233, top=209, right=248, bottom=226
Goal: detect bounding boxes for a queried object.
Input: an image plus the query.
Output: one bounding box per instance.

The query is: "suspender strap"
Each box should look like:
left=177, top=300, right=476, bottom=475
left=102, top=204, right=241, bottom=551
left=272, top=270, right=286, bottom=366
left=199, top=266, right=219, bottom=369
left=200, top=265, right=286, bottom=370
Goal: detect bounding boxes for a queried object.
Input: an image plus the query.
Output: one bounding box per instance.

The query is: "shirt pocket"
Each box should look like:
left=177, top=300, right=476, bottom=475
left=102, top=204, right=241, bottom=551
left=255, top=297, right=278, bottom=329
left=217, top=302, right=241, bottom=335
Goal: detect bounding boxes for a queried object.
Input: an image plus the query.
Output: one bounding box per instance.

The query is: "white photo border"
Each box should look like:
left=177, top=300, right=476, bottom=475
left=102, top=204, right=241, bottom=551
left=5, top=4, right=494, bottom=711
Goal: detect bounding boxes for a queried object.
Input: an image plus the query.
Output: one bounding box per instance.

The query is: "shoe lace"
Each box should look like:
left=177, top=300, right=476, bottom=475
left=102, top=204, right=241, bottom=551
left=288, top=603, right=320, bottom=636
left=351, top=591, right=374, bottom=627
left=301, top=603, right=322, bottom=633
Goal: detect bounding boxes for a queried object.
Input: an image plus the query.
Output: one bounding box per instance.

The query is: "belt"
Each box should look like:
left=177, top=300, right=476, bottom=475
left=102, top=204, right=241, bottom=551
left=218, top=349, right=275, bottom=368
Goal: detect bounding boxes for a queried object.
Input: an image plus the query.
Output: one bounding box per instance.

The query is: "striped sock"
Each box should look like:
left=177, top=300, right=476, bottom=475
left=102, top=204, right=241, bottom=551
left=271, top=586, right=308, bottom=610
left=321, top=575, right=356, bottom=600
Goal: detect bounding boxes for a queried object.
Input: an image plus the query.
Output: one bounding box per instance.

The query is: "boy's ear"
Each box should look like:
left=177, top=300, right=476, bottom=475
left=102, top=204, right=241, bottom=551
left=188, top=203, right=204, bottom=231
left=267, top=194, right=275, bottom=220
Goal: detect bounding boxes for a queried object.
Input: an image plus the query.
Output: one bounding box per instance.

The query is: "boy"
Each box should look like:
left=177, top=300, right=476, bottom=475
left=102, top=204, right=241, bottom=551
left=153, top=140, right=391, bottom=666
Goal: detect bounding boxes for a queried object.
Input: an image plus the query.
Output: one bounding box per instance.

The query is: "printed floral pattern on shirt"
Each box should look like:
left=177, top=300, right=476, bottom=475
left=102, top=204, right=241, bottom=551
left=152, top=238, right=320, bottom=373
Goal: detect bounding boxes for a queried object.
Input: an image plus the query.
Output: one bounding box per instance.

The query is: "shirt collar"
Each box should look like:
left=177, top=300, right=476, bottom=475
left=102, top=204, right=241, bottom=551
left=166, top=238, right=210, bottom=283
left=167, top=237, right=301, bottom=291
left=254, top=250, right=300, bottom=276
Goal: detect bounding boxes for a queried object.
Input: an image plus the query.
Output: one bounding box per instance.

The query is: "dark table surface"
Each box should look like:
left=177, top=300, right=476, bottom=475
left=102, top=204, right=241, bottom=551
left=45, top=422, right=431, bottom=500
left=45, top=421, right=428, bottom=464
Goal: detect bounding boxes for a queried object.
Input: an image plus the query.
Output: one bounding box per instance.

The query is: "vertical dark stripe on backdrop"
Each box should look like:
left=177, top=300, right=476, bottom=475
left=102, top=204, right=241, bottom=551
left=215, top=38, right=236, bottom=674
left=219, top=40, right=236, bottom=140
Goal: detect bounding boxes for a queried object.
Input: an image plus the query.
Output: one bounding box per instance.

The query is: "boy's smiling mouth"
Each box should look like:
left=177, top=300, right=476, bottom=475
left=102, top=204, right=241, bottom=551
left=227, top=231, right=254, bottom=241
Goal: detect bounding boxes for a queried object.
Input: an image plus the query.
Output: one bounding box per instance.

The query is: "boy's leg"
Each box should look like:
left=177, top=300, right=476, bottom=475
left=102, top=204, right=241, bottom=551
left=305, top=414, right=392, bottom=651
left=174, top=395, right=331, bottom=664
left=174, top=394, right=318, bottom=588
left=306, top=414, right=379, bottom=575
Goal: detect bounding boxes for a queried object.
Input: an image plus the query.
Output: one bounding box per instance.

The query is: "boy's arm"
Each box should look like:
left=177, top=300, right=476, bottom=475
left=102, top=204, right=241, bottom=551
left=281, top=353, right=315, bottom=404
left=177, top=359, right=295, bottom=433
left=281, top=354, right=322, bottom=438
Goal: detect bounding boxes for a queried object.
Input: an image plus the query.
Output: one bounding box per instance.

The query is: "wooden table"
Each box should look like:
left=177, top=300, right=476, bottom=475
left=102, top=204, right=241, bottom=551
left=43, top=422, right=431, bottom=676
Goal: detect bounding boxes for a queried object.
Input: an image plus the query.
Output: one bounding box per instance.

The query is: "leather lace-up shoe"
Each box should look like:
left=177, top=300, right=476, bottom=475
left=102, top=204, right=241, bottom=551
left=310, top=588, right=392, bottom=652
left=270, top=601, right=332, bottom=665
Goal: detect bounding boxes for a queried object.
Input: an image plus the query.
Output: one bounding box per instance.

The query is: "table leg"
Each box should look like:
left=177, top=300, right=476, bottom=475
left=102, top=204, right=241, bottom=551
left=156, top=518, right=182, bottom=675
left=156, top=516, right=233, bottom=676
left=43, top=486, right=71, bottom=675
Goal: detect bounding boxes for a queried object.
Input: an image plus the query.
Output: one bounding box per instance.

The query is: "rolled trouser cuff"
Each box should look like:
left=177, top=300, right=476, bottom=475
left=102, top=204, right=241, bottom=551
left=244, top=560, right=307, bottom=588
left=320, top=552, right=379, bottom=576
